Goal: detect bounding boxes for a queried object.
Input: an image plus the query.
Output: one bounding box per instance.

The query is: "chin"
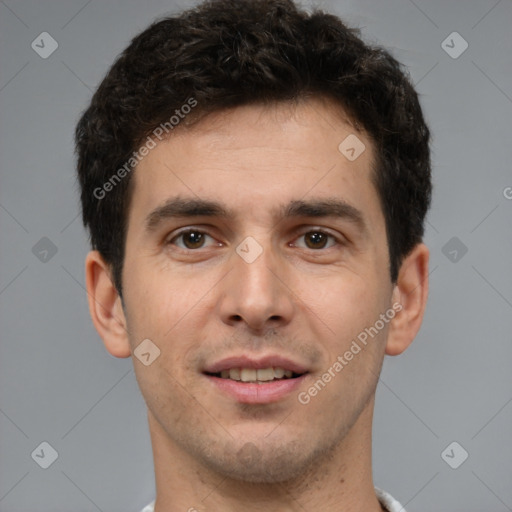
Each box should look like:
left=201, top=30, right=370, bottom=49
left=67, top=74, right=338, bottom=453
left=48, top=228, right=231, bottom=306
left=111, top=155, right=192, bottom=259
left=199, top=439, right=323, bottom=484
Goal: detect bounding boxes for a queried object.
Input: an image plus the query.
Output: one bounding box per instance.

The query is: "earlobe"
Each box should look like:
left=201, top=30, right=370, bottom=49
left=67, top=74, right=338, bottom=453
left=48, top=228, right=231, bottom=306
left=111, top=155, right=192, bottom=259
left=85, top=251, right=132, bottom=358
left=385, top=243, right=429, bottom=356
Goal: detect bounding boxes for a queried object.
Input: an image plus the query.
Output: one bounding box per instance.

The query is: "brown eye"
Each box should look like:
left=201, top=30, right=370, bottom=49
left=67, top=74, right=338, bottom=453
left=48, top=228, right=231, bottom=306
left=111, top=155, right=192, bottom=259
left=169, top=230, right=214, bottom=250
left=304, top=231, right=329, bottom=249
left=294, top=230, right=338, bottom=250
left=181, top=231, right=205, bottom=249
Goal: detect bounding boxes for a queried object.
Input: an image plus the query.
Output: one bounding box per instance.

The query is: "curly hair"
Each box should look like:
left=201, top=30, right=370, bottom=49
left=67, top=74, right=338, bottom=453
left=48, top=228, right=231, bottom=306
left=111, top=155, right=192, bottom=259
left=75, top=0, right=432, bottom=295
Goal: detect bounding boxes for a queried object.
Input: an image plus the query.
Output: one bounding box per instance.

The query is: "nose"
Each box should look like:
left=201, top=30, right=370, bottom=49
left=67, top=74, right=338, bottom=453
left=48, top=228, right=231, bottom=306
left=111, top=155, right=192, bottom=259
left=217, top=237, right=295, bottom=332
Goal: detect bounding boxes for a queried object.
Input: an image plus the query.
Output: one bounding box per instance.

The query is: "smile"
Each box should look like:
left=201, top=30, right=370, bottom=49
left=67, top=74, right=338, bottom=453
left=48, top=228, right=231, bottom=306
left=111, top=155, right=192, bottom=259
left=208, top=366, right=304, bottom=383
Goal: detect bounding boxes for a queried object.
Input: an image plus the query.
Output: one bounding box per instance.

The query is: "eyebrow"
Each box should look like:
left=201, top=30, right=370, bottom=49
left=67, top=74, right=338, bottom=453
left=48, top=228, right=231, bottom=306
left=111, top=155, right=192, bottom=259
left=145, top=196, right=367, bottom=235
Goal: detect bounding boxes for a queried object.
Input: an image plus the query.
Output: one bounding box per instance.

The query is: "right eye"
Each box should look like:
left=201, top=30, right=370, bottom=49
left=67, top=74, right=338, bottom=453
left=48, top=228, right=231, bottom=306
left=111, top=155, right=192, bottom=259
left=167, top=228, right=219, bottom=251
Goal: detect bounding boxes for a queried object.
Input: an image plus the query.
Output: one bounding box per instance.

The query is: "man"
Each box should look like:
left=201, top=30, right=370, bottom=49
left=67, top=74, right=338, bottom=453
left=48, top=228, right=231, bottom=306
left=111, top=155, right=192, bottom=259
left=76, top=0, right=431, bottom=510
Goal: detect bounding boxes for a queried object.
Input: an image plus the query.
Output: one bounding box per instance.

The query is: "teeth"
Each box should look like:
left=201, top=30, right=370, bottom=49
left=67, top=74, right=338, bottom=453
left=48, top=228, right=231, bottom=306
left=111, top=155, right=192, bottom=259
left=218, top=367, right=298, bottom=382
left=229, top=368, right=241, bottom=380
left=274, top=367, right=285, bottom=378
left=256, top=368, right=274, bottom=381
left=240, top=368, right=257, bottom=382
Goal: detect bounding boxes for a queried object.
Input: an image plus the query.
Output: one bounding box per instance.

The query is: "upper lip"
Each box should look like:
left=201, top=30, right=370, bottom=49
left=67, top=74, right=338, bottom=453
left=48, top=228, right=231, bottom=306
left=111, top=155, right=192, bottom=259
left=203, top=355, right=309, bottom=375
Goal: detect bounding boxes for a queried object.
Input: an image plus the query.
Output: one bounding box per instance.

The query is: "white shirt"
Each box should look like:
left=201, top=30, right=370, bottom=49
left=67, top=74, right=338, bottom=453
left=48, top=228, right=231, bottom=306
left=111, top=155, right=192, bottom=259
left=141, top=487, right=405, bottom=512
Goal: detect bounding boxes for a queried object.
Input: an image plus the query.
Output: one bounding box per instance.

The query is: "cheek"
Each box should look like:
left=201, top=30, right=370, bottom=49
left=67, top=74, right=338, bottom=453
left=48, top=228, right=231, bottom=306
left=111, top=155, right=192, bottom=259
left=123, top=264, right=194, bottom=337
left=300, top=270, right=392, bottom=387
left=125, top=281, right=200, bottom=417
left=302, top=270, right=380, bottom=334
left=123, top=268, right=210, bottom=391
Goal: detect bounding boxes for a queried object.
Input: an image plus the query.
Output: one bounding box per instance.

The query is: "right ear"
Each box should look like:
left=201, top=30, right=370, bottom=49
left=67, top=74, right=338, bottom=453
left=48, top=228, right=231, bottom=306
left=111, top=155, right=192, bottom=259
left=85, top=250, right=131, bottom=358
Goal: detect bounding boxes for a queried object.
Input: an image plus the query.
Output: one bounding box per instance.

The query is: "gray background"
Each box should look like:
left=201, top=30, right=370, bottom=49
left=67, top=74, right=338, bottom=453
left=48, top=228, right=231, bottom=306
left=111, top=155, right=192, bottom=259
left=0, top=0, right=511, bottom=510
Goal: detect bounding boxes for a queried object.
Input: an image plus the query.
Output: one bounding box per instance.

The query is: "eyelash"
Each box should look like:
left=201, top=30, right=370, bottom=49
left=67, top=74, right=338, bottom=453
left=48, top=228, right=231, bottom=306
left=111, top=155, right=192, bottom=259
left=166, top=227, right=343, bottom=251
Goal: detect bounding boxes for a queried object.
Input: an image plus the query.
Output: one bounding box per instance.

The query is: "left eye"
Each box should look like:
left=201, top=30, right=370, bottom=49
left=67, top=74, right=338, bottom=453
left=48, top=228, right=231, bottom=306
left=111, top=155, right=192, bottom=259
left=293, top=231, right=338, bottom=250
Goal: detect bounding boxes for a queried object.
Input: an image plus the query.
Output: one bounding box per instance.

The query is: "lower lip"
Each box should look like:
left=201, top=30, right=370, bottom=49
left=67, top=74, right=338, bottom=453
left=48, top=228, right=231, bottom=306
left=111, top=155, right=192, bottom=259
left=205, top=374, right=307, bottom=404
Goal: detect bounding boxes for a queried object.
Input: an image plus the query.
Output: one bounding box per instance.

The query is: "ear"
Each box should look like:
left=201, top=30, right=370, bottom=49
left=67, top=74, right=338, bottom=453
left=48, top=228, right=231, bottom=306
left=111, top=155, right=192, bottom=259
left=85, top=250, right=131, bottom=358
left=385, top=243, right=429, bottom=356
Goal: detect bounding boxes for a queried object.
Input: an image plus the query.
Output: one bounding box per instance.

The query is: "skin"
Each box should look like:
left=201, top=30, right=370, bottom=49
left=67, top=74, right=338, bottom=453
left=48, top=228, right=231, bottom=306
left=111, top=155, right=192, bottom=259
left=86, top=96, right=429, bottom=512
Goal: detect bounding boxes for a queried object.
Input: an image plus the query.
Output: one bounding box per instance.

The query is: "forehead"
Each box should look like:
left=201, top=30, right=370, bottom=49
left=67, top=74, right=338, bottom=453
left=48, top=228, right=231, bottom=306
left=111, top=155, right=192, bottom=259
left=129, top=97, right=382, bottom=233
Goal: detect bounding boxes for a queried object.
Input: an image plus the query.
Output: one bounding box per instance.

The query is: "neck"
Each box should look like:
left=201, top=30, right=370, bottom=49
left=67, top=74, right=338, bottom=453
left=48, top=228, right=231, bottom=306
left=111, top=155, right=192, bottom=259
left=148, top=398, right=384, bottom=512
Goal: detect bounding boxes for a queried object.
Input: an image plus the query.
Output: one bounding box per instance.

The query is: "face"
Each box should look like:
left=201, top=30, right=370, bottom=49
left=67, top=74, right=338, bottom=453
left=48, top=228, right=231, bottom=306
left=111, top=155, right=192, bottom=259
left=120, top=98, right=395, bottom=483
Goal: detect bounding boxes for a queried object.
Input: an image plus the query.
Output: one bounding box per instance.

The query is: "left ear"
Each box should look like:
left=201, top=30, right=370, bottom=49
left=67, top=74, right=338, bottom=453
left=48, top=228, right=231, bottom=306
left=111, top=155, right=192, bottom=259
left=385, top=243, right=429, bottom=356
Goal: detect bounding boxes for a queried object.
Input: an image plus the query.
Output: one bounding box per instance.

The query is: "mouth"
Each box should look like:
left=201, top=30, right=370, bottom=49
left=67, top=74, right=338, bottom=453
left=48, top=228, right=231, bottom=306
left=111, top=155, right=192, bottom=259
left=204, top=366, right=305, bottom=383
left=203, top=355, right=309, bottom=404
